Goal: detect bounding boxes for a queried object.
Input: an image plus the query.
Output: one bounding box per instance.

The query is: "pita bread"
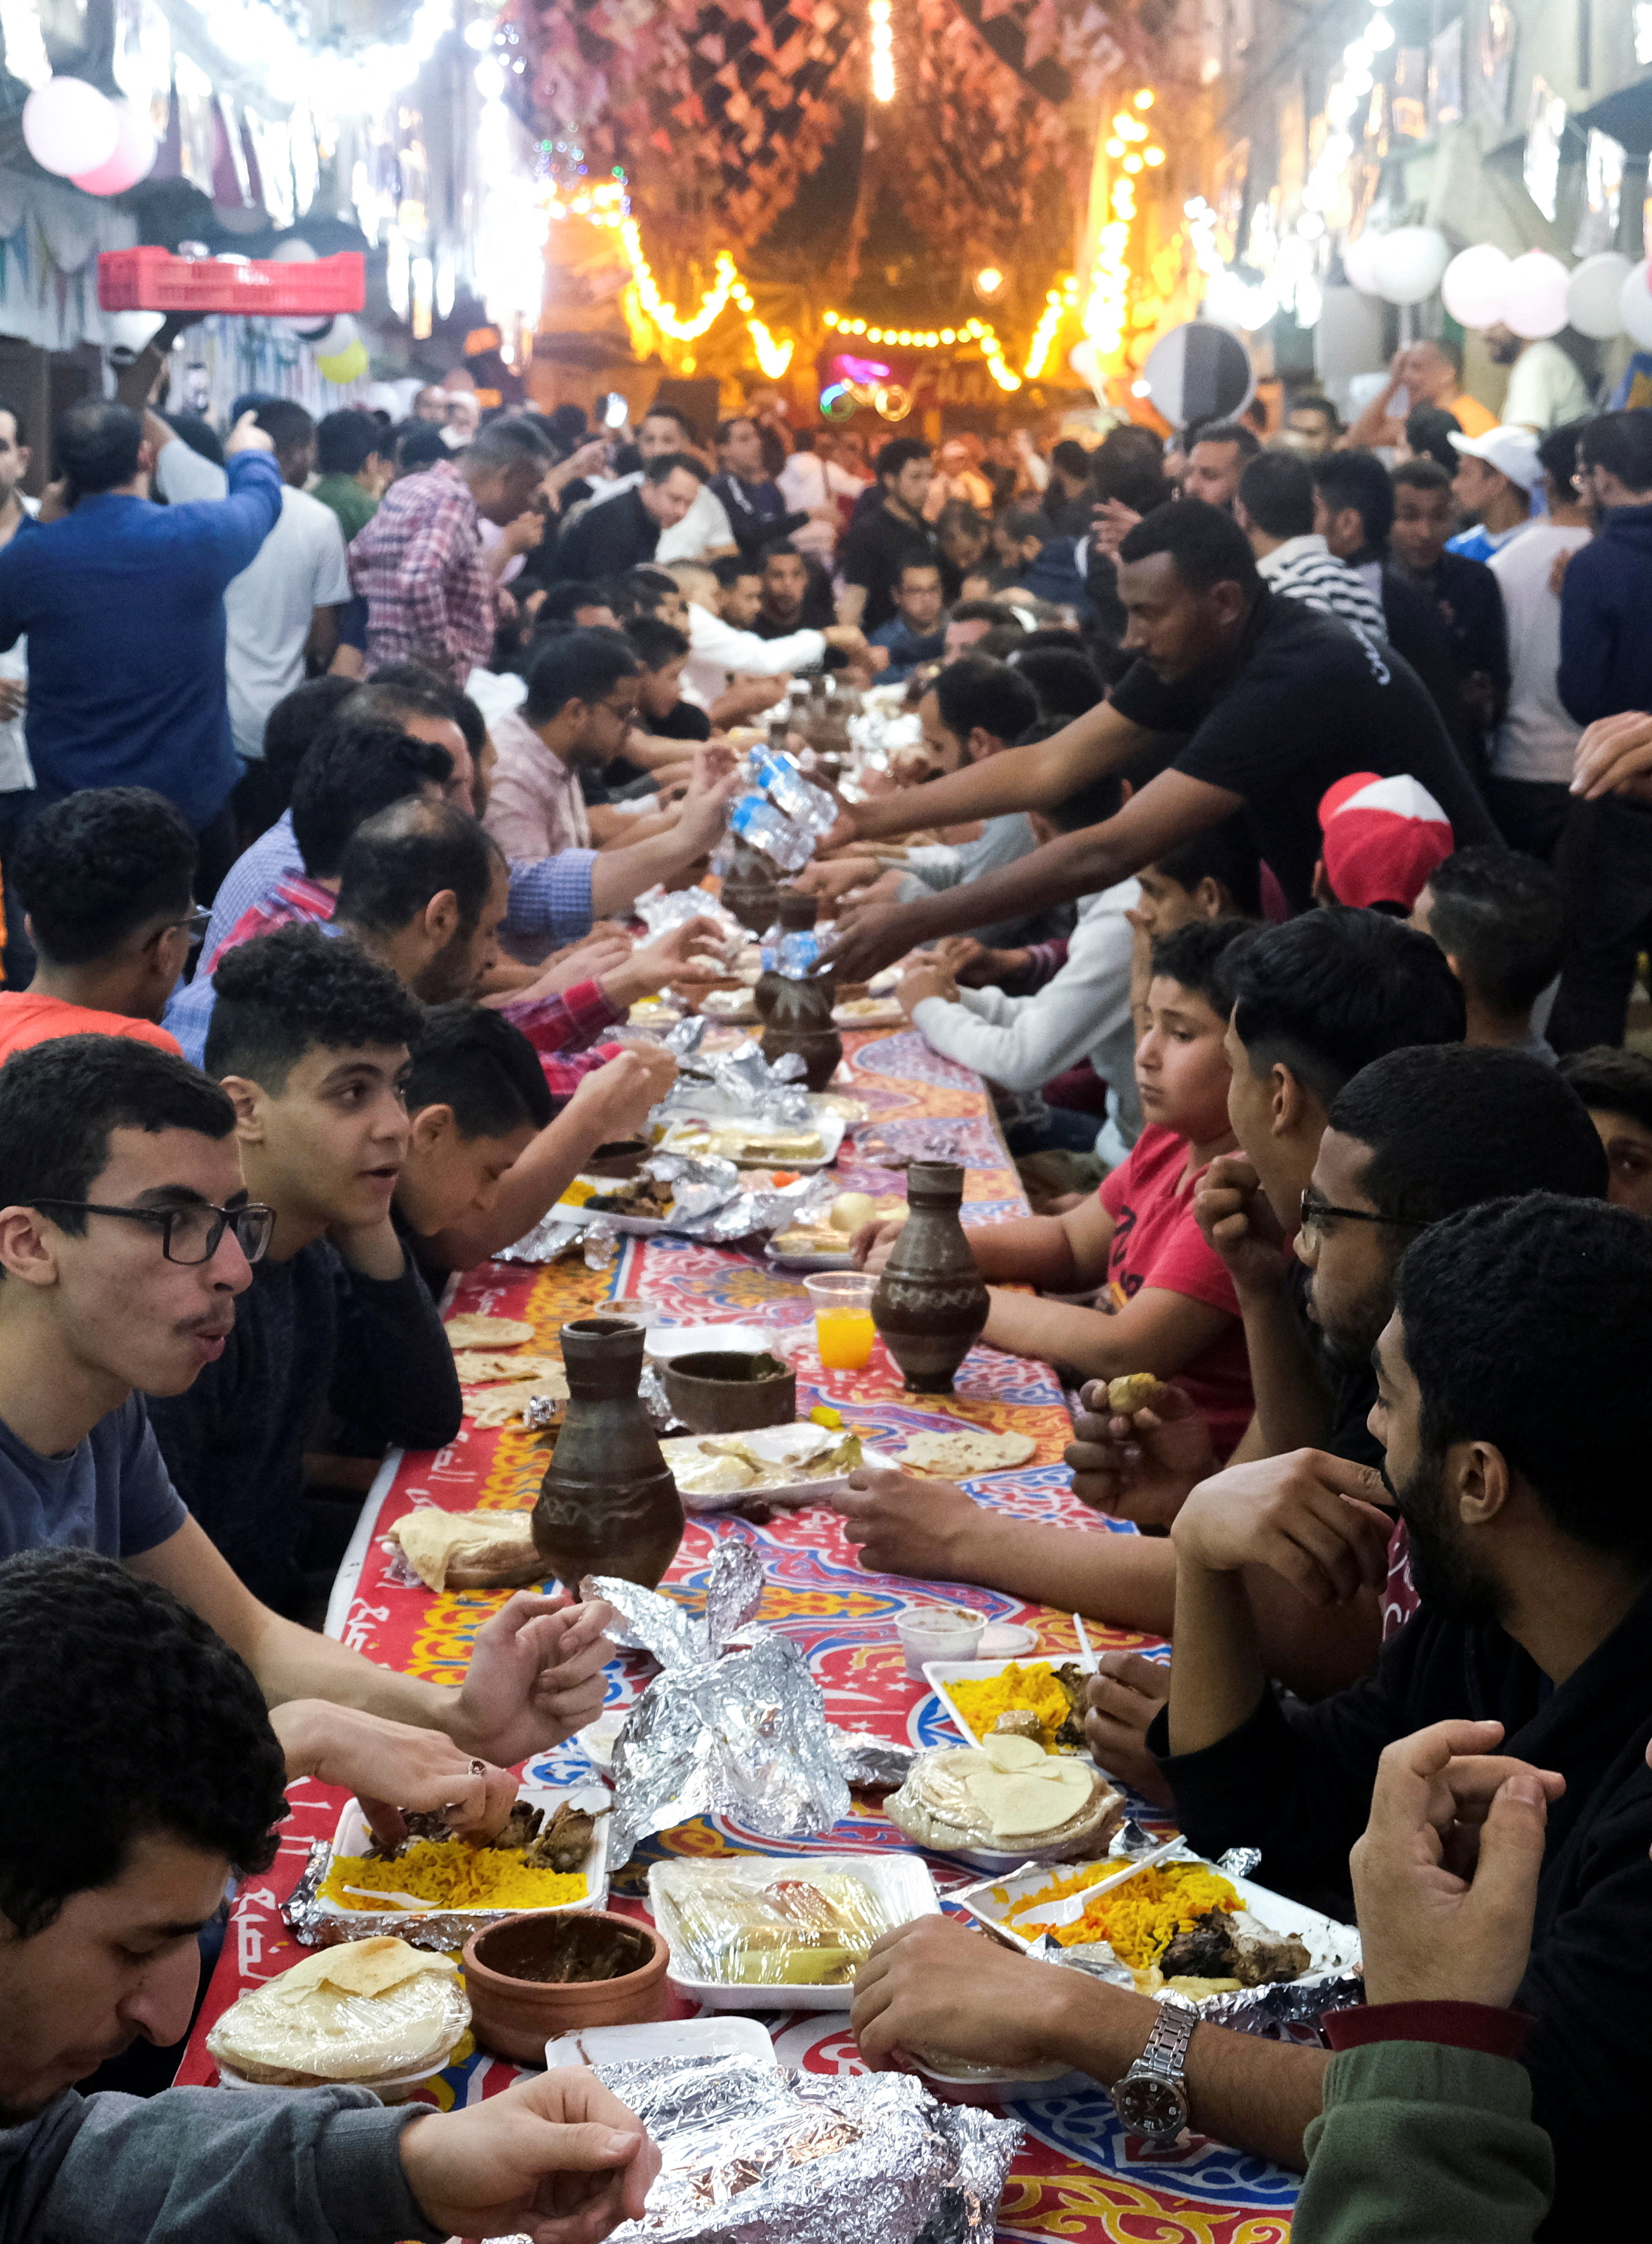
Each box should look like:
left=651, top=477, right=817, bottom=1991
left=451, top=1352, right=567, bottom=1392
left=207, top=1938, right=468, bottom=2085
left=467, top=1381, right=560, bottom=1430
left=274, top=1938, right=458, bottom=2000
left=894, top=1427, right=1036, bottom=1476
left=445, top=1314, right=535, bottom=1350
left=389, top=1508, right=542, bottom=1592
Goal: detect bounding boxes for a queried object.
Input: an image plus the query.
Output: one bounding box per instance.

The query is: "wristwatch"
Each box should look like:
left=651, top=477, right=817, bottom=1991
left=1110, top=2003, right=1198, bottom=2146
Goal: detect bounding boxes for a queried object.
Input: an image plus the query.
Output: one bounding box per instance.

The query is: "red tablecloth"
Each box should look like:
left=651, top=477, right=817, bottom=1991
left=179, top=1029, right=1298, bottom=2241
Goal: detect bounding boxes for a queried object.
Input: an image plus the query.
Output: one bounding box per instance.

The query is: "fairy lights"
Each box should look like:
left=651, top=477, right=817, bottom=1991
left=869, top=0, right=895, bottom=101
left=821, top=305, right=1020, bottom=387
left=1023, top=272, right=1078, bottom=377
left=747, top=317, right=795, bottom=377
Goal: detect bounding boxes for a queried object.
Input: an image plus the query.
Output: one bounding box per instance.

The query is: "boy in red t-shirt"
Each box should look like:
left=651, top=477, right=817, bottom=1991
left=861, top=918, right=1260, bottom=1456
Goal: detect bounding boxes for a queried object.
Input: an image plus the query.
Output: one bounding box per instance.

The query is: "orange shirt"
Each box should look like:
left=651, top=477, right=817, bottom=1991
left=0, top=992, right=182, bottom=1064
left=1448, top=391, right=1499, bottom=438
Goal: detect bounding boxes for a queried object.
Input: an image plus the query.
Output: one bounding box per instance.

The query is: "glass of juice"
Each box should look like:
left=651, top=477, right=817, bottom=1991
left=803, top=1273, right=878, bottom=1371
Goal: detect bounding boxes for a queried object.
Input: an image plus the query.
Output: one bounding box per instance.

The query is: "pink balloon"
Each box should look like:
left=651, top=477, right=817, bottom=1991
left=71, top=100, right=155, bottom=197
left=22, top=77, right=118, bottom=179
left=1501, top=250, right=1571, bottom=340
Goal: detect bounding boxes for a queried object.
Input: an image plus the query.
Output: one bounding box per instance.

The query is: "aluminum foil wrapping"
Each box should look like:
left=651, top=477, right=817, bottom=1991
left=646, top=1152, right=743, bottom=1227
left=282, top=1839, right=524, bottom=1954
left=493, top=1212, right=589, bottom=1266
left=638, top=1359, right=674, bottom=1431
left=583, top=1219, right=621, bottom=1271
left=585, top=1534, right=763, bottom=1669
left=656, top=1039, right=815, bottom=1130
left=828, top=1725, right=919, bottom=1791
left=662, top=1013, right=710, bottom=1061
left=580, top=2053, right=1019, bottom=2244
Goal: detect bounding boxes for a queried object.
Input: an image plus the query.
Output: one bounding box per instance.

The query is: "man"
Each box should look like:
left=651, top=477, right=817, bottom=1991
left=671, top=557, right=861, bottom=706
left=1556, top=1045, right=1652, bottom=1216
left=311, top=408, right=392, bottom=541
left=575, top=404, right=734, bottom=566
left=1180, top=419, right=1260, bottom=509
left=825, top=500, right=1497, bottom=981
left=707, top=415, right=810, bottom=563
left=1312, top=450, right=1486, bottom=773
left=755, top=542, right=839, bottom=636
left=1484, top=323, right=1592, bottom=433
left=1284, top=395, right=1340, bottom=455
left=1485, top=425, right=1591, bottom=859
left=1447, top=426, right=1538, bottom=563
left=1412, top=845, right=1563, bottom=1060
left=0, top=404, right=280, bottom=898
left=0, top=1546, right=656, bottom=2240
left=155, top=401, right=353, bottom=828
left=868, top=559, right=947, bottom=681
left=1343, top=339, right=1498, bottom=450
left=838, top=439, right=939, bottom=635
left=854, top=1190, right=1639, bottom=2238
left=1558, top=409, right=1652, bottom=725
left=1234, top=453, right=1386, bottom=636
left=985, top=508, right=1087, bottom=610
left=0, top=1033, right=613, bottom=1767
left=0, top=790, right=195, bottom=1061
left=549, top=454, right=708, bottom=585
left=943, top=599, right=1025, bottom=662
left=485, top=630, right=637, bottom=863
left=777, top=428, right=866, bottom=561
left=1041, top=439, right=1096, bottom=537
left=412, top=383, right=449, bottom=423
left=1388, top=457, right=1510, bottom=788
left=0, top=395, right=37, bottom=988
left=442, top=389, right=480, bottom=448
left=351, top=416, right=553, bottom=684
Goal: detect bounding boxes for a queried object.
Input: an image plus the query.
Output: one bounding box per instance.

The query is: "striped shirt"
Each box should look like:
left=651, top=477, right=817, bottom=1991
left=1257, top=535, right=1387, bottom=640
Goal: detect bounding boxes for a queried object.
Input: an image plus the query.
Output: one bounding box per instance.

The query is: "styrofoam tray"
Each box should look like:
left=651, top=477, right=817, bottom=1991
left=764, top=1241, right=854, bottom=1273
left=217, top=2050, right=457, bottom=2101
left=922, top=1655, right=1092, bottom=1757
left=647, top=1851, right=942, bottom=2010
left=545, top=2015, right=776, bottom=2072
left=315, top=1782, right=611, bottom=1928
left=657, top=1111, right=846, bottom=1174
left=833, top=1000, right=905, bottom=1029
left=645, top=1321, right=777, bottom=1363
left=555, top=1177, right=673, bottom=1236
left=661, top=1422, right=891, bottom=1513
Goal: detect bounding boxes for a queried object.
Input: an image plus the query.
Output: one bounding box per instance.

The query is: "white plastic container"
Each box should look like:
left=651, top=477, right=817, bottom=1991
left=314, top=1783, right=611, bottom=1932
left=896, top=1601, right=986, bottom=1676
left=545, top=2015, right=776, bottom=2072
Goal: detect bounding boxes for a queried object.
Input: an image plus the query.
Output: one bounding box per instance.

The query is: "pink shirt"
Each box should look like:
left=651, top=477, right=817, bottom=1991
left=483, top=708, right=592, bottom=861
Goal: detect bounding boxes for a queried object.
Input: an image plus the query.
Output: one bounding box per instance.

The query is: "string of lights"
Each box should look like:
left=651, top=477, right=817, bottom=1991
left=1023, top=273, right=1078, bottom=378
left=821, top=307, right=1022, bottom=390
left=868, top=0, right=895, bottom=102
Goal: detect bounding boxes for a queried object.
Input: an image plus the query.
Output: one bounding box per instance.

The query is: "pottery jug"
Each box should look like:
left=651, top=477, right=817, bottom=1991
left=871, top=1161, right=988, bottom=1392
left=533, top=1317, right=683, bottom=1590
left=720, top=836, right=783, bottom=936
left=761, top=963, right=843, bottom=1092
left=754, top=888, right=821, bottom=1024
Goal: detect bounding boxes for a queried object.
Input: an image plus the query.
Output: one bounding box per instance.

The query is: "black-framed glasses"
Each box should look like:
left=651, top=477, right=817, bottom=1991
left=29, top=1199, right=276, bottom=1266
left=1299, top=1187, right=1423, bottom=1240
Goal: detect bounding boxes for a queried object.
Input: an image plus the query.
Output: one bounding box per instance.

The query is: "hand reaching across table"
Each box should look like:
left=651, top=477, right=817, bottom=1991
left=850, top=1212, right=908, bottom=1275
left=834, top=1467, right=984, bottom=1582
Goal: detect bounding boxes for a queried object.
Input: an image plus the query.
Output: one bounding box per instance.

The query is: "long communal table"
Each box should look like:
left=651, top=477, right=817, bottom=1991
left=177, top=1027, right=1301, bottom=2242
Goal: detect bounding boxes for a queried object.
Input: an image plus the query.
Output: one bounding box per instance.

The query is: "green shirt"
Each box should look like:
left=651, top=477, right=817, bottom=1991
left=311, top=474, right=378, bottom=544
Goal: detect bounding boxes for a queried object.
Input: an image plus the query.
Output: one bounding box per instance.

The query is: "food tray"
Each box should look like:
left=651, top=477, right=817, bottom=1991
left=833, top=999, right=905, bottom=1029
left=764, top=1241, right=854, bottom=1273
left=646, top=1851, right=942, bottom=2010
left=645, top=1321, right=777, bottom=1363
left=660, top=1422, right=891, bottom=1513
left=911, top=2053, right=1088, bottom=2105
left=555, top=1176, right=672, bottom=1235
left=545, top=2015, right=776, bottom=2072
left=97, top=247, right=365, bottom=314
left=656, top=1112, right=846, bottom=1174
left=922, top=1656, right=1088, bottom=1756
left=217, top=2050, right=454, bottom=2103
left=313, top=1782, right=611, bottom=1934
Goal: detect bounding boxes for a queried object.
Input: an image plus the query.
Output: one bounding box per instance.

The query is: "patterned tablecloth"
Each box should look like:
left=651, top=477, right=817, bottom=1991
left=178, top=1028, right=1298, bottom=2242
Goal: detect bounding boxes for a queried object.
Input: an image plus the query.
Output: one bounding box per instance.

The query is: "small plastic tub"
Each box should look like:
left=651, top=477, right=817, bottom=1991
left=602, top=1297, right=659, bottom=1330
left=897, top=1601, right=986, bottom=1677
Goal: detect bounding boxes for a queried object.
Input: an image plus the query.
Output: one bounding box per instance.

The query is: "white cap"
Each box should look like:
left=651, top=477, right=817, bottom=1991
left=1448, top=424, right=1543, bottom=492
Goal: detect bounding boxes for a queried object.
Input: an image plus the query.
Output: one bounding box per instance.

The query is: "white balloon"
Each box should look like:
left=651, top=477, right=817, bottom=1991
left=1502, top=250, right=1571, bottom=340
left=1620, top=264, right=1652, bottom=351
left=313, top=313, right=358, bottom=354
left=1441, top=243, right=1511, bottom=330
left=1569, top=252, right=1633, bottom=340
left=1373, top=225, right=1451, bottom=306
left=1341, top=230, right=1385, bottom=295
left=22, top=77, right=118, bottom=179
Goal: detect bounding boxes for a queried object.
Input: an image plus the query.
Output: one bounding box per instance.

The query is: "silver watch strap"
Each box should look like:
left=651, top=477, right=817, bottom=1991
left=1136, top=2001, right=1199, bottom=2082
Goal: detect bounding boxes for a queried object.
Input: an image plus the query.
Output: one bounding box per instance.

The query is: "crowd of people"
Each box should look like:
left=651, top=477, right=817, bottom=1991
left=2, top=340, right=1651, bottom=2244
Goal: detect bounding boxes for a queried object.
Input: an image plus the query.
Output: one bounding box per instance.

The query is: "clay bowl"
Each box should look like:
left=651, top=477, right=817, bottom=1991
left=462, top=1911, right=670, bottom=2062
left=662, top=1350, right=796, bottom=1434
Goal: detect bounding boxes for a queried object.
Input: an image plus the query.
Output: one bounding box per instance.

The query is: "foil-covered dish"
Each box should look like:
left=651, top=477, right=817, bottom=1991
left=655, top=1037, right=817, bottom=1131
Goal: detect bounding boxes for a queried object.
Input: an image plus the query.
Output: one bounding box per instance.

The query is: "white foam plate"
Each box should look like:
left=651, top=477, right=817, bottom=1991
left=647, top=1851, right=942, bottom=2010
left=660, top=1422, right=891, bottom=1513
left=656, top=1112, right=846, bottom=1174
left=545, top=2015, right=776, bottom=2073
left=911, top=2054, right=1089, bottom=2104
left=314, top=1782, right=611, bottom=1928
left=922, top=1656, right=1092, bottom=1757
left=575, top=1710, right=627, bottom=1777
left=645, top=1321, right=777, bottom=1363
left=833, top=1000, right=905, bottom=1029
left=763, top=1241, right=855, bottom=1273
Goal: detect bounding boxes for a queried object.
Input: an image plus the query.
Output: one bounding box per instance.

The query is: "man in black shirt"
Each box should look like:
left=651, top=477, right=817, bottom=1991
left=827, top=498, right=1496, bottom=981
left=752, top=542, right=838, bottom=636
left=707, top=416, right=810, bottom=564
left=837, top=438, right=939, bottom=636
left=548, top=453, right=707, bottom=584
left=1389, top=457, right=1510, bottom=748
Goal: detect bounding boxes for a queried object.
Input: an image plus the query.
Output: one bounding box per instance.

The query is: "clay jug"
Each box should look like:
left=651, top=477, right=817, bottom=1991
left=762, top=965, right=843, bottom=1092
left=871, top=1161, right=988, bottom=1393
left=533, top=1318, right=683, bottom=1590
left=720, top=837, right=782, bottom=936
left=754, top=889, right=821, bottom=1024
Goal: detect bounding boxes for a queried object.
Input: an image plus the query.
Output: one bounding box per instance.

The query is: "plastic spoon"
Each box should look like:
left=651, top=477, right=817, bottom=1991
left=1073, top=1612, right=1099, bottom=1675
left=341, top=1884, right=427, bottom=1910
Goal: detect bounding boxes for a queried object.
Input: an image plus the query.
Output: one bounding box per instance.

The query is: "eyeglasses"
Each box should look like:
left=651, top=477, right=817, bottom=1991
left=1299, top=1187, right=1423, bottom=1240
left=29, top=1199, right=276, bottom=1266
left=152, top=907, right=211, bottom=950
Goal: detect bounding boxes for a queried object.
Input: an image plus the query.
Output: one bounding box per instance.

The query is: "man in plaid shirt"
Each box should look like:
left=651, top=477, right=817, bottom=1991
left=351, top=420, right=553, bottom=685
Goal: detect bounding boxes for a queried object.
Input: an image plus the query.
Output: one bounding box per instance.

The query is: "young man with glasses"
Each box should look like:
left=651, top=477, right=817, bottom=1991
left=483, top=629, right=642, bottom=864
left=0, top=1032, right=614, bottom=1816
left=0, top=788, right=205, bottom=1062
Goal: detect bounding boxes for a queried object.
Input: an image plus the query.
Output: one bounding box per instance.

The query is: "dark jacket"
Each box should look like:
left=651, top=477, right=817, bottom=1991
left=549, top=487, right=659, bottom=582
left=1376, top=562, right=1487, bottom=778
left=1558, top=503, right=1652, bottom=724
left=1151, top=1572, right=1652, bottom=2239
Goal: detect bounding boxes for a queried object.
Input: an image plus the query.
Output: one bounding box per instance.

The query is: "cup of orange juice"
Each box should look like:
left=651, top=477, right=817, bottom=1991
left=803, top=1273, right=878, bottom=1372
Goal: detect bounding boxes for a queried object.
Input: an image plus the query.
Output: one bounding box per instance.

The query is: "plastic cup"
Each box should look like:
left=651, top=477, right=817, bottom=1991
left=803, top=1271, right=877, bottom=1370
left=896, top=1601, right=986, bottom=1677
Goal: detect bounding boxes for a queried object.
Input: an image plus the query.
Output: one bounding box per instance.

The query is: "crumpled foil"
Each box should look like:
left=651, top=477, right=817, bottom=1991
left=648, top=1152, right=743, bottom=1228
left=662, top=1013, right=710, bottom=1061
left=282, top=1839, right=523, bottom=1954
left=636, top=883, right=744, bottom=946
left=638, top=1359, right=673, bottom=1431
left=856, top=1128, right=970, bottom=1171
left=656, top=1039, right=815, bottom=1130
left=828, top=1726, right=918, bottom=1791
left=577, top=2053, right=1019, bottom=2244
left=583, top=1219, right=621, bottom=1271
left=586, top=1534, right=764, bottom=1669
left=493, top=1211, right=590, bottom=1265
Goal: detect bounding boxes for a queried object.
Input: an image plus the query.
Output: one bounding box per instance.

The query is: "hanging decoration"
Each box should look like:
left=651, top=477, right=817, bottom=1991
left=821, top=308, right=1022, bottom=391
left=1023, top=273, right=1078, bottom=377
left=23, top=76, right=120, bottom=178
left=869, top=0, right=896, bottom=102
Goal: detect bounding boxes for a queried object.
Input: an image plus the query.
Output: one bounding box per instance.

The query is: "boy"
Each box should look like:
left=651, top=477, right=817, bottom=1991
left=1410, top=844, right=1563, bottom=1059
left=1129, top=817, right=1262, bottom=940
left=866, top=922, right=1256, bottom=1450
left=149, top=925, right=462, bottom=1613
left=397, top=1001, right=554, bottom=1259
left=868, top=559, right=948, bottom=682
left=1556, top=1044, right=1652, bottom=1216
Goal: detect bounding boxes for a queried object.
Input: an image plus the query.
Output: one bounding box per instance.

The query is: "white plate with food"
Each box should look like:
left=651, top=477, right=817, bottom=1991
left=659, top=1421, right=887, bottom=1513
left=647, top=1851, right=941, bottom=2010
left=921, top=1655, right=1094, bottom=1758
left=545, top=2015, right=776, bottom=2073
left=766, top=1187, right=904, bottom=1268
left=833, top=997, right=906, bottom=1029
left=314, top=1784, right=612, bottom=1931
left=954, top=1850, right=1360, bottom=2007
left=656, top=1112, right=846, bottom=1174
left=555, top=1174, right=677, bottom=1235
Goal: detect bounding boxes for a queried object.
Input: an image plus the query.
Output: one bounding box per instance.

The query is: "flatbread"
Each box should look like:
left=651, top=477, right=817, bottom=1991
left=445, top=1314, right=535, bottom=1350
left=466, top=1381, right=560, bottom=1429
left=894, top=1427, right=1036, bottom=1476
left=389, top=1508, right=542, bottom=1592
left=275, top=1939, right=458, bottom=2000
left=451, top=1351, right=567, bottom=1392
left=208, top=1938, right=468, bottom=2085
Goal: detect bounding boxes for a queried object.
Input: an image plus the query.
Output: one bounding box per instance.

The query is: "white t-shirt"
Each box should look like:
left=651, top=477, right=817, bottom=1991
left=155, top=443, right=353, bottom=761
left=1502, top=341, right=1592, bottom=434
left=0, top=494, right=38, bottom=794
left=1488, top=523, right=1593, bottom=785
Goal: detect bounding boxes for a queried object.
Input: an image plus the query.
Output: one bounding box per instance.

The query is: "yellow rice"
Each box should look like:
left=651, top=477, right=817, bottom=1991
left=1001, top=1861, right=1239, bottom=1964
left=321, top=1839, right=588, bottom=1913
left=945, top=1661, right=1074, bottom=1750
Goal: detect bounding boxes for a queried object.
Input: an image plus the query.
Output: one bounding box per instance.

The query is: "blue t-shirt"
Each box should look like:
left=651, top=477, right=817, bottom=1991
left=0, top=1394, right=187, bottom=1562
